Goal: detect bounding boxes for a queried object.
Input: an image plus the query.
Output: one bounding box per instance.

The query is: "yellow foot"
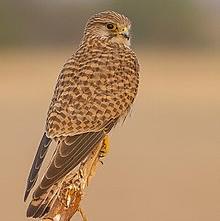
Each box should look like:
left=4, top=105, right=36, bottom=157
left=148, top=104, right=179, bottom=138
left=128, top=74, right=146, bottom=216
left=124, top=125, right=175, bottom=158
left=99, top=135, right=110, bottom=159
left=78, top=207, right=88, bottom=221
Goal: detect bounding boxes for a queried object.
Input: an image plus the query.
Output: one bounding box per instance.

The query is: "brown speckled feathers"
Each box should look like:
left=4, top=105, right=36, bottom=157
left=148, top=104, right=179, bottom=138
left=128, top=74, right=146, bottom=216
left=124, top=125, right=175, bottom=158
left=46, top=41, right=138, bottom=138
left=24, top=10, right=139, bottom=218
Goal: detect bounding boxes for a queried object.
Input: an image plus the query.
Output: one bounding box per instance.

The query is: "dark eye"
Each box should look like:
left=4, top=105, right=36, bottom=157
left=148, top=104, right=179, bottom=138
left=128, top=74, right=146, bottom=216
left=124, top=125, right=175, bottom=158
left=106, top=23, right=114, bottom=30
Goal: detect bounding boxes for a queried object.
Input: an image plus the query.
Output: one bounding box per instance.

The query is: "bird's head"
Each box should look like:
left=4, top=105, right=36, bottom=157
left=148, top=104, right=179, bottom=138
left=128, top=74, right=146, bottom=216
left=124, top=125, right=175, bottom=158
left=84, top=11, right=131, bottom=47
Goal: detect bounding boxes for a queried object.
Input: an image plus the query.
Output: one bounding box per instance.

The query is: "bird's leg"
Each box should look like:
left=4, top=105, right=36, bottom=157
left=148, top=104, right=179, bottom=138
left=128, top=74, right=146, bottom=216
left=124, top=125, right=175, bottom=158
left=78, top=207, right=88, bottom=221
left=98, top=135, right=110, bottom=164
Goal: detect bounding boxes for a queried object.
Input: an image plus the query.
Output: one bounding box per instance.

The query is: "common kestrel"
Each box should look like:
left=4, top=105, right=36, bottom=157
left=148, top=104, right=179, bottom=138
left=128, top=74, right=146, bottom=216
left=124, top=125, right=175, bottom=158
left=24, top=10, right=139, bottom=219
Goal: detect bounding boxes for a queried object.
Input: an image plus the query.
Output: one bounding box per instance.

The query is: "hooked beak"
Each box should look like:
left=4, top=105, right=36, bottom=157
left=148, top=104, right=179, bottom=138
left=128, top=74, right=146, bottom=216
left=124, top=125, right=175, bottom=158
left=119, top=27, right=130, bottom=40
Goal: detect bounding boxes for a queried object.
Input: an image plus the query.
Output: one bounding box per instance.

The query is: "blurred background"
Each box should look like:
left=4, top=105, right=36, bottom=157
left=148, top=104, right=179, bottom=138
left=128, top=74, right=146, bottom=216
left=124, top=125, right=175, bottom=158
left=0, top=0, right=220, bottom=220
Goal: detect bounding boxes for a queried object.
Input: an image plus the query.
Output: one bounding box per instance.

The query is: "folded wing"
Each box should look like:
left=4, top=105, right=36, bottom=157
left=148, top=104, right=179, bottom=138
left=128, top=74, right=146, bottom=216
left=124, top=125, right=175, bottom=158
left=26, top=120, right=116, bottom=218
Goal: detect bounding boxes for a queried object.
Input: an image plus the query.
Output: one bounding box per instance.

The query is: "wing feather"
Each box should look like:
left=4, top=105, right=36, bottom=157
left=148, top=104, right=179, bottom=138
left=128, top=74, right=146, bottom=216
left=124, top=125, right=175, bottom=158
left=24, top=133, right=52, bottom=201
left=33, top=130, right=104, bottom=199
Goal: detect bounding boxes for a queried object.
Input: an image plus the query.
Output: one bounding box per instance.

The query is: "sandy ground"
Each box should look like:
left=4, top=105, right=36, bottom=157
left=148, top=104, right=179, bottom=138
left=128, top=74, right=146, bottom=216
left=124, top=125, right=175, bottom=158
left=0, top=47, right=220, bottom=221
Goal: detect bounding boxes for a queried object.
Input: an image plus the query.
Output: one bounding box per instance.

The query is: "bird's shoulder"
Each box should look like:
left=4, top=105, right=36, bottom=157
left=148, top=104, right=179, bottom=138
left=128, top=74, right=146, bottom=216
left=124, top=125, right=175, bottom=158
left=50, top=42, right=138, bottom=103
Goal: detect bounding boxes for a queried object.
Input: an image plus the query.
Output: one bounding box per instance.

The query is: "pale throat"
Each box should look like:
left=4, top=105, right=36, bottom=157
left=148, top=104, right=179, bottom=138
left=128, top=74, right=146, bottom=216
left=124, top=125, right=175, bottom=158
left=109, top=35, right=131, bottom=47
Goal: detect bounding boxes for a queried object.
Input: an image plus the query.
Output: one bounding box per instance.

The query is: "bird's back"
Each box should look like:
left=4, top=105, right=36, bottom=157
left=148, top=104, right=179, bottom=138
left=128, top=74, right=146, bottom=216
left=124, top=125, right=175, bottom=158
left=46, top=40, right=139, bottom=138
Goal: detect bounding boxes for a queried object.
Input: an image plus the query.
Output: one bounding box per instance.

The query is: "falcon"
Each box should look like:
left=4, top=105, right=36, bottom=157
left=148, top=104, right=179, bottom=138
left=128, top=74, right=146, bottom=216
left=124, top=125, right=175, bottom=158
left=24, top=10, right=139, bottom=219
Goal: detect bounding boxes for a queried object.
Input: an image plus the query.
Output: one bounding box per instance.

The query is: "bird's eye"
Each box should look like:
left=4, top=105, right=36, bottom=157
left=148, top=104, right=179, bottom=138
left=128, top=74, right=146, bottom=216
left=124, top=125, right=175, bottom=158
left=106, top=23, right=115, bottom=30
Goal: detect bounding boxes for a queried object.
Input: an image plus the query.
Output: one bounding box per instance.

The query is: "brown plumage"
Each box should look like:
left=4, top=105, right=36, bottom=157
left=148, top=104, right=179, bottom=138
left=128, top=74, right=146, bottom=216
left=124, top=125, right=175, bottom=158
left=24, top=10, right=139, bottom=219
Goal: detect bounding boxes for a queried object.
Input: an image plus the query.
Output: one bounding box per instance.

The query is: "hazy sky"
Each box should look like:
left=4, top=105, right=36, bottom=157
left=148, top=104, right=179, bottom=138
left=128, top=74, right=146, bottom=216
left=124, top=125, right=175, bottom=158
left=29, top=0, right=220, bottom=9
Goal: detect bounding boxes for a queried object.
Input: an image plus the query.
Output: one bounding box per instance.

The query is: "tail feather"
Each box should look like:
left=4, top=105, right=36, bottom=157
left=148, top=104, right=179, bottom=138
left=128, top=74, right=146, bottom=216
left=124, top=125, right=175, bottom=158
left=24, top=133, right=52, bottom=201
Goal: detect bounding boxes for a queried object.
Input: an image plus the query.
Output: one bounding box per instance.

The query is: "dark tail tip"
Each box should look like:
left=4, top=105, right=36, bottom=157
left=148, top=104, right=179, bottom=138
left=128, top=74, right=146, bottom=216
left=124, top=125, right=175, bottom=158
left=26, top=201, right=50, bottom=218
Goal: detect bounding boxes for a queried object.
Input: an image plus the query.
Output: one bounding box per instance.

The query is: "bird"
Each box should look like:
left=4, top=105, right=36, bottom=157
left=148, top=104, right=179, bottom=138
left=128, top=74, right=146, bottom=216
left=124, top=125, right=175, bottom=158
left=24, top=10, right=139, bottom=219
